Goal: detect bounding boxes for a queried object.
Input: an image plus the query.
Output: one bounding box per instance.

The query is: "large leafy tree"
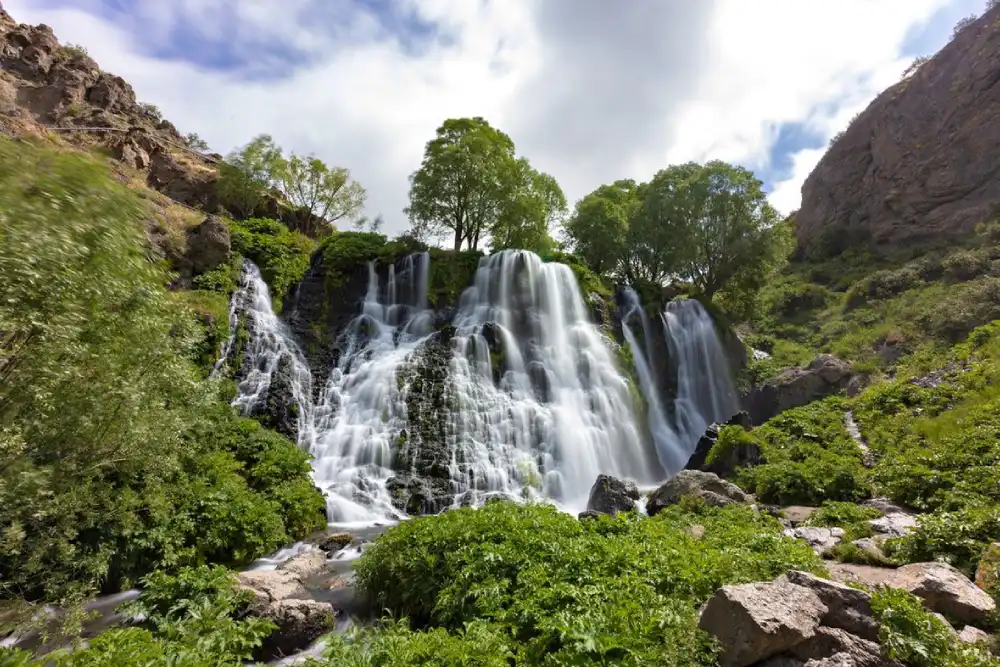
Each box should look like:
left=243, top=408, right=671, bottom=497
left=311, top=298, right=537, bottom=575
left=278, top=154, right=367, bottom=237
left=563, top=179, right=642, bottom=275
left=405, top=117, right=518, bottom=251
left=216, top=134, right=283, bottom=219
left=490, top=158, right=567, bottom=254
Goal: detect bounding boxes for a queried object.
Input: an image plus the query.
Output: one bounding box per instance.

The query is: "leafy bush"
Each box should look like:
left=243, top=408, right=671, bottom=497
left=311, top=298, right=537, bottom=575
left=1, top=566, right=275, bottom=666
left=735, top=398, right=870, bottom=505
left=803, top=501, right=881, bottom=540
left=886, top=505, right=1000, bottom=577
left=872, top=587, right=999, bottom=667
left=942, top=249, right=991, bottom=282
left=226, top=217, right=315, bottom=310
left=0, top=138, right=323, bottom=607
left=350, top=501, right=821, bottom=665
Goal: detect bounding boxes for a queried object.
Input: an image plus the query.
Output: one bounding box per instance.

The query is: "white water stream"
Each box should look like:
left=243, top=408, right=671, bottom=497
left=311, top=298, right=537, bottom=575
left=224, top=251, right=739, bottom=523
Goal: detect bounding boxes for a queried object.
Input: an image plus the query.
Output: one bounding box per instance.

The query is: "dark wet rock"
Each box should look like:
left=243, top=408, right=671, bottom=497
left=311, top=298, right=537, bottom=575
left=647, top=470, right=751, bottom=516
left=585, top=474, right=640, bottom=516
left=743, top=355, right=854, bottom=425
left=577, top=510, right=602, bottom=521
left=317, top=532, right=353, bottom=554
left=256, top=599, right=336, bottom=661
left=249, top=353, right=300, bottom=441
left=385, top=474, right=452, bottom=516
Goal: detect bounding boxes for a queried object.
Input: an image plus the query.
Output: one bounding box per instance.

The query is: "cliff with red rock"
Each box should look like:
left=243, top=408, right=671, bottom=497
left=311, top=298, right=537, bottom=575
left=795, top=5, right=1000, bottom=259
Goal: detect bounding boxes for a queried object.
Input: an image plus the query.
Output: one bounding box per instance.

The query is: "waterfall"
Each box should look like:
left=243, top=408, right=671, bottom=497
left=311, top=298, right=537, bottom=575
left=309, top=253, right=434, bottom=523
left=619, top=292, right=740, bottom=474
left=662, top=298, right=741, bottom=456
left=446, top=250, right=659, bottom=511
left=220, top=260, right=314, bottom=444
left=619, top=289, right=686, bottom=474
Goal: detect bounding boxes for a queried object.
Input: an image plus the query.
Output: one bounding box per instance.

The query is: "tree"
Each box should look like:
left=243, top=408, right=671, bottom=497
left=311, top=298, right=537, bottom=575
left=216, top=134, right=283, bottom=219
left=183, top=132, right=210, bottom=152
left=953, top=14, right=977, bottom=37
left=277, top=153, right=366, bottom=235
left=490, top=159, right=566, bottom=254
left=563, top=179, right=641, bottom=275
left=631, top=161, right=783, bottom=306
left=405, top=117, right=517, bottom=251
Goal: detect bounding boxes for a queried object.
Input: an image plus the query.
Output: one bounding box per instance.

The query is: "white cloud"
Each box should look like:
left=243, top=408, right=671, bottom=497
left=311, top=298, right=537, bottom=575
left=3, top=0, right=977, bottom=230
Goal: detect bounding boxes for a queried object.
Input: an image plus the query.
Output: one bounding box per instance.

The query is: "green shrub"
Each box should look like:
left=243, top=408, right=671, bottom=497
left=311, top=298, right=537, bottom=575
left=351, top=501, right=821, bottom=666
left=872, top=587, right=999, bottom=666
left=226, top=217, right=315, bottom=310
left=803, top=501, right=881, bottom=540
left=735, top=398, right=870, bottom=505
left=886, top=505, right=1000, bottom=577
left=942, top=249, right=991, bottom=282
left=845, top=266, right=922, bottom=310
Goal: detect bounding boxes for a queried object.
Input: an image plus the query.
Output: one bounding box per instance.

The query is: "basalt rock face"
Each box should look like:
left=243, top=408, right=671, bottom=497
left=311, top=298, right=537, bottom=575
left=795, top=5, right=1000, bottom=260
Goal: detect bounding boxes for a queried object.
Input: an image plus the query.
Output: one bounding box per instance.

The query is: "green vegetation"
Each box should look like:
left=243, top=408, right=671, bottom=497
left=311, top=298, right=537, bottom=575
left=216, top=134, right=366, bottom=237
left=342, top=501, right=820, bottom=666
left=561, top=163, right=790, bottom=321
left=1, top=566, right=274, bottom=666
left=753, top=225, right=1000, bottom=373
left=872, top=587, right=998, bottom=667
left=226, top=217, right=316, bottom=310
left=727, top=398, right=870, bottom=505
left=0, top=139, right=322, bottom=615
left=405, top=117, right=566, bottom=253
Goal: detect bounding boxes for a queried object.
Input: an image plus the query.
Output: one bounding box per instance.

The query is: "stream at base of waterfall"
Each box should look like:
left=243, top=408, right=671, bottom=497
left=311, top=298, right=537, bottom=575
left=222, top=249, right=740, bottom=526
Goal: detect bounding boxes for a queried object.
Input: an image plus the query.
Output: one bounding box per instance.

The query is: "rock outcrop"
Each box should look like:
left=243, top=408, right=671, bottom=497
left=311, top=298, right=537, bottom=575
left=700, top=571, right=899, bottom=667
left=646, top=470, right=751, bottom=516
left=686, top=412, right=757, bottom=475
left=795, top=5, right=1000, bottom=260
left=237, top=551, right=337, bottom=660
left=884, top=562, right=996, bottom=624
left=585, top=474, right=640, bottom=516
left=743, top=355, right=854, bottom=425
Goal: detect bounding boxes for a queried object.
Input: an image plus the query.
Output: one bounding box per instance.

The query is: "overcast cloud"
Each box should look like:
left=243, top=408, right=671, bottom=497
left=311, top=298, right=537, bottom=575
left=5, top=0, right=987, bottom=235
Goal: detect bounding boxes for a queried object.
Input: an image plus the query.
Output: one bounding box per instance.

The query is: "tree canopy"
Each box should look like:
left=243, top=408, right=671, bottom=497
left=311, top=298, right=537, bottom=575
left=216, top=134, right=366, bottom=238
left=563, top=160, right=788, bottom=319
left=405, top=117, right=565, bottom=253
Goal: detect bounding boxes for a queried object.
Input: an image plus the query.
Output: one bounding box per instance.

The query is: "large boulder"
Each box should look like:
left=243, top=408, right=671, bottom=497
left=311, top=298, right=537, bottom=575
left=685, top=412, right=756, bottom=474
left=698, top=577, right=827, bottom=667
left=743, top=355, right=854, bottom=425
left=647, top=470, right=751, bottom=516
left=236, top=551, right=337, bottom=660
left=782, top=571, right=879, bottom=642
left=795, top=4, right=1000, bottom=261
left=183, top=215, right=231, bottom=276
left=885, top=562, right=997, bottom=624
left=585, top=474, right=640, bottom=516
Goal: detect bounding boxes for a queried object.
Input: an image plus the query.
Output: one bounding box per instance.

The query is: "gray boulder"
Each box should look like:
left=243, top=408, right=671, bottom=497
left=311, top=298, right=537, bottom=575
left=647, top=470, right=751, bottom=516
left=585, top=474, right=640, bottom=516
left=885, top=562, right=997, bottom=624
left=698, top=577, right=827, bottom=667
left=783, top=527, right=845, bottom=556
left=743, top=355, right=854, bottom=424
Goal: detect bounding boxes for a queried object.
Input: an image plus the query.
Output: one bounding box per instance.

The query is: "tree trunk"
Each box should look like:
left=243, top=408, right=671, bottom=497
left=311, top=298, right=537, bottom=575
left=453, top=225, right=463, bottom=252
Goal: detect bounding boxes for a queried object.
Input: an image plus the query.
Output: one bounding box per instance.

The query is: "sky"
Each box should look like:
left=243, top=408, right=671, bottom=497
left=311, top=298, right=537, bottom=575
left=5, top=0, right=988, bottom=235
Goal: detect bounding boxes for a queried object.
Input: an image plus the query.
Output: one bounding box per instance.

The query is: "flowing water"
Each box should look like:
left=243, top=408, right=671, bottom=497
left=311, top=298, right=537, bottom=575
left=445, top=250, right=660, bottom=511
left=225, top=251, right=738, bottom=523
left=619, top=291, right=740, bottom=474
left=308, top=254, right=434, bottom=524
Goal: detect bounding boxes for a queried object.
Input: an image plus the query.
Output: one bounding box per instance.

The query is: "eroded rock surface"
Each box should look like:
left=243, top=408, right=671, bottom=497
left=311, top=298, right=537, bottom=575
left=885, top=562, right=996, bottom=624
left=795, top=5, right=1000, bottom=260
left=743, top=355, right=854, bottom=425
left=585, top=474, right=640, bottom=516
left=647, top=470, right=751, bottom=516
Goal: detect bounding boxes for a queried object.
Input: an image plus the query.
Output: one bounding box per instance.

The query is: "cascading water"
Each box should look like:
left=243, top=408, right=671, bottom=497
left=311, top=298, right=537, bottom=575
left=219, top=260, right=314, bottom=444
left=618, top=288, right=740, bottom=473
left=662, top=298, right=741, bottom=454
left=446, top=250, right=660, bottom=511
left=619, top=288, right=688, bottom=474
left=308, top=253, right=434, bottom=523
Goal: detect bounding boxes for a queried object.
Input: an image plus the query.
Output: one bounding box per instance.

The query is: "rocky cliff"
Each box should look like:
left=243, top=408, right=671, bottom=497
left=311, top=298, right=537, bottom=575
left=795, top=5, right=1000, bottom=259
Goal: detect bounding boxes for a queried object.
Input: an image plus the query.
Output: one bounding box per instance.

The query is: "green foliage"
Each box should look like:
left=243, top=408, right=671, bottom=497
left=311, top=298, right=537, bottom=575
left=225, top=217, right=315, bottom=310
left=406, top=117, right=563, bottom=253
left=872, top=587, right=999, bottom=667
left=803, top=501, right=881, bottom=540
left=543, top=250, right=613, bottom=297
left=216, top=134, right=284, bottom=220
left=1, top=566, right=275, bottom=666
left=182, top=133, right=210, bottom=152
left=735, top=398, right=870, bottom=505
left=428, top=247, right=483, bottom=307
left=138, top=102, right=162, bottom=122
left=0, top=138, right=323, bottom=608
left=886, top=505, right=1000, bottom=577
left=61, top=43, right=89, bottom=59
left=563, top=179, right=640, bottom=275
left=277, top=153, right=366, bottom=235
left=323, top=620, right=515, bottom=667
left=350, top=501, right=821, bottom=665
